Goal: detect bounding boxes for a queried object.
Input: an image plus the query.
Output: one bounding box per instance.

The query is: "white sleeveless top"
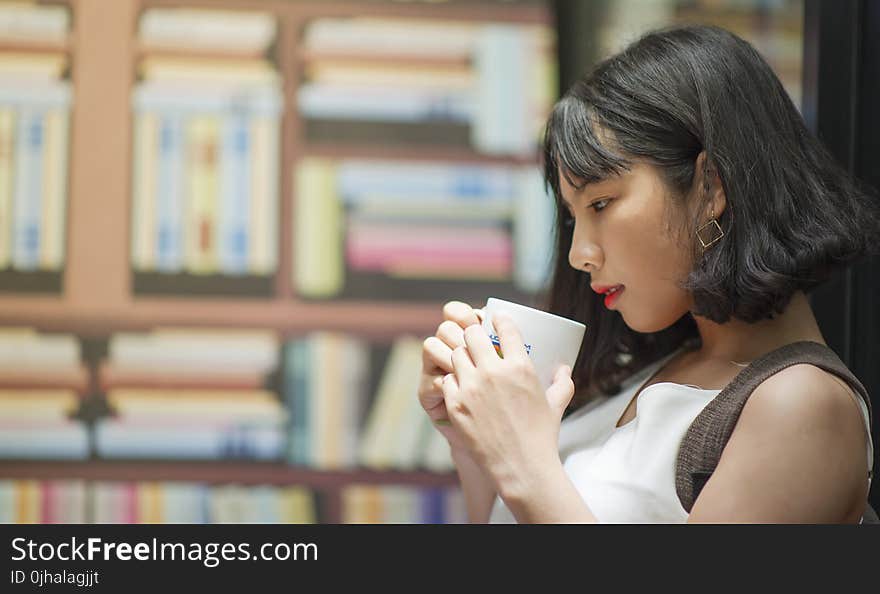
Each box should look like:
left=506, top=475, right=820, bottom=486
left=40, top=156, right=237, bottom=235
left=489, top=349, right=874, bottom=523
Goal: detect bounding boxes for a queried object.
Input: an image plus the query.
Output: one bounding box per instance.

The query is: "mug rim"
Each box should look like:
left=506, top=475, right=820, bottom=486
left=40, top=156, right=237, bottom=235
left=483, top=297, right=586, bottom=331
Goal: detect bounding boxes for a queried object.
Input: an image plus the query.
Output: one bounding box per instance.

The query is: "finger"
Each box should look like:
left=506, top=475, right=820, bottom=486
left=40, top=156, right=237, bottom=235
left=436, top=320, right=465, bottom=350
left=450, top=345, right=476, bottom=382
left=423, top=336, right=454, bottom=373
left=546, top=365, right=575, bottom=416
left=439, top=372, right=460, bottom=401
left=462, top=323, right=498, bottom=367
left=443, top=301, right=481, bottom=329
left=492, top=311, right=529, bottom=362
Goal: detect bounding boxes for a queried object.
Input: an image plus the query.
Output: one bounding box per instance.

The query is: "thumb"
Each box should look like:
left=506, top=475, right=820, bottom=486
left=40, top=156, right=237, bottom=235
left=545, top=365, right=575, bottom=417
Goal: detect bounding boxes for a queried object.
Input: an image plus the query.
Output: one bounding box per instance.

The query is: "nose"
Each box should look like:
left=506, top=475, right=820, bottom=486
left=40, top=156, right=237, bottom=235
left=568, top=227, right=602, bottom=273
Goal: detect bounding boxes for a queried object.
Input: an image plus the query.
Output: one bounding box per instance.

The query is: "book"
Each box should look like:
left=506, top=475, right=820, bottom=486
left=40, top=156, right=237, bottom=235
left=0, top=420, right=88, bottom=459
left=39, top=107, right=68, bottom=270
left=16, top=480, right=41, bottom=523
left=247, top=114, right=279, bottom=275
left=0, top=108, right=14, bottom=269
left=218, top=110, right=251, bottom=274
left=358, top=336, right=425, bottom=470
left=297, top=82, right=473, bottom=123
left=162, top=483, right=207, bottom=523
left=139, top=9, right=276, bottom=54
left=303, top=17, right=479, bottom=60
left=185, top=115, right=220, bottom=274
left=133, top=80, right=282, bottom=114
left=310, top=334, right=339, bottom=469
left=98, top=361, right=265, bottom=391
left=0, top=389, right=79, bottom=420
left=512, top=166, right=555, bottom=293
left=155, top=112, right=185, bottom=272
left=209, top=484, right=248, bottom=523
left=293, top=159, right=343, bottom=297
left=0, top=4, right=69, bottom=42
left=136, top=482, right=164, bottom=524
left=108, top=328, right=279, bottom=374
left=0, top=53, right=68, bottom=81
left=278, top=487, right=317, bottom=524
left=11, top=108, right=43, bottom=270
left=131, top=112, right=159, bottom=271
left=94, top=421, right=285, bottom=460
left=0, top=331, right=81, bottom=369
left=473, top=25, right=529, bottom=156
left=39, top=481, right=86, bottom=524
left=305, top=60, right=474, bottom=91
left=336, top=160, right=515, bottom=206
left=92, top=482, right=127, bottom=524
left=0, top=481, right=14, bottom=523
left=284, top=339, right=312, bottom=466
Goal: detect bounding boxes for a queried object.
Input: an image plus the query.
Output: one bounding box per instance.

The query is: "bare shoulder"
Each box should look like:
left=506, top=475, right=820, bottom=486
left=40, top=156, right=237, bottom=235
left=688, top=363, right=870, bottom=523
left=744, top=363, right=866, bottom=429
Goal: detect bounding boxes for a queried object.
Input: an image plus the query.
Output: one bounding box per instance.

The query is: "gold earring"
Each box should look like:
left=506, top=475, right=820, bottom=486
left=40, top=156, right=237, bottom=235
left=697, top=208, right=724, bottom=249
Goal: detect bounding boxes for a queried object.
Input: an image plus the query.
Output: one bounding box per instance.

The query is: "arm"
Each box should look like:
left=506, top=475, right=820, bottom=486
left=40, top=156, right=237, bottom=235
left=450, top=446, right=498, bottom=523
left=497, top=458, right=599, bottom=523
left=418, top=301, right=499, bottom=523
left=687, top=364, right=870, bottom=523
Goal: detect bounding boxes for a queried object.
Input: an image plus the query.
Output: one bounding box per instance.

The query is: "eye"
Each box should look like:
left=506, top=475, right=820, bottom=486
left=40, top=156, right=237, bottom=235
left=589, top=198, right=612, bottom=213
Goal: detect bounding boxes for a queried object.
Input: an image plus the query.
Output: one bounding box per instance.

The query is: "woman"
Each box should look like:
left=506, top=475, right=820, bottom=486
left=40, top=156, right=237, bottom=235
left=418, top=25, right=880, bottom=523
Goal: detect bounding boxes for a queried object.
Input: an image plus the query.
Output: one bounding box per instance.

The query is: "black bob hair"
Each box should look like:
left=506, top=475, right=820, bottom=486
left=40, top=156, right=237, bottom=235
left=542, top=25, right=880, bottom=405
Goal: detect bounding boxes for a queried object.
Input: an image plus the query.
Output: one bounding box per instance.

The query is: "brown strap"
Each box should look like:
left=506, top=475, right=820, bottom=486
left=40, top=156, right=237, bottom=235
left=675, top=340, right=874, bottom=512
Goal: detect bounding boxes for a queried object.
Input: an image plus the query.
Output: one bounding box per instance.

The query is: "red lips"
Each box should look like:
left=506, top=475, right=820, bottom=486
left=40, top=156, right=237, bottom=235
left=591, top=284, right=623, bottom=295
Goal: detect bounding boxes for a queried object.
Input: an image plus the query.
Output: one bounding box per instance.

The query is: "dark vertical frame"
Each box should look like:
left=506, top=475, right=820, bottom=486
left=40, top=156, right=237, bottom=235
left=803, top=0, right=880, bottom=510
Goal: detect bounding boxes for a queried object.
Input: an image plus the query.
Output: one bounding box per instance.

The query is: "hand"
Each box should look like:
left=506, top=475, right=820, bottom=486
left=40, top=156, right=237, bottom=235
left=439, top=311, right=575, bottom=496
left=418, top=301, right=482, bottom=451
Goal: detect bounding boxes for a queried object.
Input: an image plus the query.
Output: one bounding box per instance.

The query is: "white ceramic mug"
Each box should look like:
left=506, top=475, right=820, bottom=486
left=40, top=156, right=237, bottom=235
left=475, top=297, right=586, bottom=389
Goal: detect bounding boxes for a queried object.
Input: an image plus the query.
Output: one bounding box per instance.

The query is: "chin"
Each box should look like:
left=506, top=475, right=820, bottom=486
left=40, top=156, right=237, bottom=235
left=621, top=307, right=688, bottom=334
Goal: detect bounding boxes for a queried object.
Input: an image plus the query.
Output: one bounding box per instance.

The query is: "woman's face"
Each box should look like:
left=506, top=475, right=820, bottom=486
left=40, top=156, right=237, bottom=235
left=559, top=161, right=695, bottom=333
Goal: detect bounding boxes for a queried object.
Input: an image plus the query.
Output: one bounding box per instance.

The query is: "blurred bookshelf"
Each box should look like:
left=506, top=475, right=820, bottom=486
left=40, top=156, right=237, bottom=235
left=0, top=0, right=805, bottom=524
left=0, top=0, right=560, bottom=525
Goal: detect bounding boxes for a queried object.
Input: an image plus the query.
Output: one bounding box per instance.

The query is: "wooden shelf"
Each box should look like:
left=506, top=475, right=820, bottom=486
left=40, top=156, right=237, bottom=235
left=0, top=460, right=460, bottom=489
left=298, top=48, right=470, bottom=68
left=0, top=295, right=447, bottom=338
left=140, top=0, right=551, bottom=26
left=135, top=41, right=271, bottom=61
left=0, top=36, right=71, bottom=54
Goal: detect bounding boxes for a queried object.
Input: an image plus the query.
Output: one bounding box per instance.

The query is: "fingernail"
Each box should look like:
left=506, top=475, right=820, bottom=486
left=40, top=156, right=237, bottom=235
left=434, top=419, right=452, bottom=426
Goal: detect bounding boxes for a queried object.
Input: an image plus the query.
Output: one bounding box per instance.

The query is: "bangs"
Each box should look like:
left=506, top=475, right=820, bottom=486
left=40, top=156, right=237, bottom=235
left=543, top=94, right=631, bottom=200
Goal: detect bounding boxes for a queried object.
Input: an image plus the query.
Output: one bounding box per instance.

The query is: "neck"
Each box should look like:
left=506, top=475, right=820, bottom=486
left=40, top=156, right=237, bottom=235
left=690, top=291, right=826, bottom=364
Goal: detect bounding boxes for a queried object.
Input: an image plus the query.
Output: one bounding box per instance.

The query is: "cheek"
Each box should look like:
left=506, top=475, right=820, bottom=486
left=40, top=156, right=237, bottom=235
left=616, top=228, right=693, bottom=332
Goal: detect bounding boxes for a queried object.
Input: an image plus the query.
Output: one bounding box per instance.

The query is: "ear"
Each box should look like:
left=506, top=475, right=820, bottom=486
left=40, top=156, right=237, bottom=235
left=695, top=151, right=727, bottom=220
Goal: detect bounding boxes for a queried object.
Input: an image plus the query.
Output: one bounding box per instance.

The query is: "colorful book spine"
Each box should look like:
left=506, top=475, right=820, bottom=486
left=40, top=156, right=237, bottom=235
left=336, top=160, right=515, bottom=206
left=39, top=107, right=68, bottom=270
left=12, top=109, right=43, bottom=270
left=155, top=113, right=185, bottom=272
left=293, top=159, right=343, bottom=297
left=0, top=109, right=13, bottom=269
left=513, top=167, right=555, bottom=292
left=131, top=112, right=159, bottom=271
left=473, top=25, right=529, bottom=156
left=247, top=115, right=273, bottom=275
left=218, top=111, right=250, bottom=274
left=185, top=115, right=220, bottom=274
left=286, top=339, right=311, bottom=466
left=16, top=480, right=41, bottom=523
